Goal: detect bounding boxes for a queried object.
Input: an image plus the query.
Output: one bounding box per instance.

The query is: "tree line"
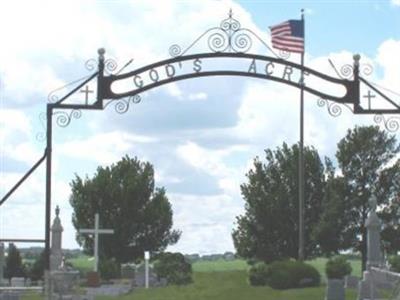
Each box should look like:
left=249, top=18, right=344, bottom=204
left=232, top=125, right=400, bottom=271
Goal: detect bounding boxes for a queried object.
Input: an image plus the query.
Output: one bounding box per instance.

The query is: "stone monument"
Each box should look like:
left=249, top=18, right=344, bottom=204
left=48, top=206, right=80, bottom=298
left=50, top=205, right=63, bottom=271
left=357, top=195, right=382, bottom=300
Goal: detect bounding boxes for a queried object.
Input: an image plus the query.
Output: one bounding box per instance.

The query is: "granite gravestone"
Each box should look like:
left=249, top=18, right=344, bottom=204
left=132, top=263, right=166, bottom=288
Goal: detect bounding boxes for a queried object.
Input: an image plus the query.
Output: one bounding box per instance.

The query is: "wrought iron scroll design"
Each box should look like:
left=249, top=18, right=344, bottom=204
left=103, top=95, right=142, bottom=114
left=36, top=112, right=47, bottom=142
left=48, top=74, right=93, bottom=103
left=53, top=109, right=82, bottom=127
left=86, top=57, right=118, bottom=75
left=338, top=63, right=373, bottom=80
left=169, top=10, right=285, bottom=59
left=374, top=115, right=400, bottom=132
left=317, top=98, right=354, bottom=117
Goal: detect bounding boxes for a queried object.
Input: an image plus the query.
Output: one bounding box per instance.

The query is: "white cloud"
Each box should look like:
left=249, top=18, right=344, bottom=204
left=58, top=131, right=157, bottom=165
left=391, top=0, right=400, bottom=6
left=167, top=193, right=243, bottom=254
left=188, top=92, right=208, bottom=101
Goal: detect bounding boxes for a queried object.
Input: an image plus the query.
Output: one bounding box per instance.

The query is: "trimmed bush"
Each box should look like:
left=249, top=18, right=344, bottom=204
left=153, top=252, right=193, bottom=285
left=325, top=256, right=352, bottom=279
left=99, top=258, right=120, bottom=280
left=248, top=262, right=269, bottom=286
left=389, top=255, right=400, bottom=273
left=268, top=260, right=320, bottom=290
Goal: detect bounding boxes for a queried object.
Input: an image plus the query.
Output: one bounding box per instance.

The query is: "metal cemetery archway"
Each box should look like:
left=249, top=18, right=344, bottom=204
left=1, top=11, right=400, bottom=271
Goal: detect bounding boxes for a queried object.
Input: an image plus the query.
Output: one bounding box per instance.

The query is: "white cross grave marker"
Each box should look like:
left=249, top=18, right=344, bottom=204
left=144, top=251, right=150, bottom=289
left=79, top=213, right=114, bottom=272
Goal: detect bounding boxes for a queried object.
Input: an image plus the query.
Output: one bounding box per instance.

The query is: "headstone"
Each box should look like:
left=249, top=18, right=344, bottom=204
left=0, top=291, right=20, bottom=300
left=85, top=284, right=131, bottom=297
left=132, top=263, right=167, bottom=288
left=86, top=272, right=100, bottom=288
left=10, top=277, right=25, bottom=287
left=50, top=205, right=64, bottom=271
left=121, top=264, right=135, bottom=279
left=357, top=270, right=379, bottom=300
left=345, top=275, right=359, bottom=289
left=326, top=279, right=345, bottom=300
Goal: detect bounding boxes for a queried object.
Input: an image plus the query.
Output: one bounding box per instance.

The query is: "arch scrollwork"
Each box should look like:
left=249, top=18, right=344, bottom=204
left=374, top=114, right=400, bottom=132
left=104, top=95, right=142, bottom=114
left=317, top=98, right=353, bottom=117
left=168, top=10, right=278, bottom=58
left=53, top=109, right=82, bottom=128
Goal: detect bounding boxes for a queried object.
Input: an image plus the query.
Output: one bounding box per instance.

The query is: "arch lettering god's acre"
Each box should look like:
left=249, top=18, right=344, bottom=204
left=1, top=11, right=400, bottom=273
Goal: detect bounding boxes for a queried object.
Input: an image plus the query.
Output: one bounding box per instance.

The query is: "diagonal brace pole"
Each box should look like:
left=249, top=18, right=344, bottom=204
left=0, top=150, right=47, bottom=206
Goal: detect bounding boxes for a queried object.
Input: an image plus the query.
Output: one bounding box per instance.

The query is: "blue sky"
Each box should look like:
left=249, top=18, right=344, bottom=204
left=0, top=0, right=399, bottom=255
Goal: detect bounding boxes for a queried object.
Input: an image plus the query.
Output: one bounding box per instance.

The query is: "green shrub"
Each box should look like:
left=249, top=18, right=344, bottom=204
left=325, top=256, right=352, bottom=279
left=268, top=260, right=320, bottom=289
left=99, top=258, right=120, bottom=280
left=389, top=255, right=400, bottom=273
left=153, top=252, right=193, bottom=285
left=248, top=262, right=269, bottom=286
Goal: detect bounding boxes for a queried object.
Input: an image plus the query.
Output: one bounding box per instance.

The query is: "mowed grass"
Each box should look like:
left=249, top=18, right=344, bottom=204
left=68, top=255, right=94, bottom=272
left=306, top=257, right=362, bottom=282
left=69, top=255, right=362, bottom=278
left=97, top=271, right=358, bottom=300
left=22, top=258, right=361, bottom=300
left=193, top=259, right=248, bottom=272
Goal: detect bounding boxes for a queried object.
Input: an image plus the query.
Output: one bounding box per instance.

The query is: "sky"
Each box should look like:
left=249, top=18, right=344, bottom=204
left=0, top=0, right=400, bottom=255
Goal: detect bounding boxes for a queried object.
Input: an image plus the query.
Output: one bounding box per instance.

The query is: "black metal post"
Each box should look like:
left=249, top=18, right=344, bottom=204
left=45, top=104, right=53, bottom=271
left=298, top=9, right=305, bottom=261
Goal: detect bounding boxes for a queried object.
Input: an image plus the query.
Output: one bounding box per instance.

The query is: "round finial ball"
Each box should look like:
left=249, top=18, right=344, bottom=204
left=98, top=48, right=106, bottom=56
left=353, top=54, right=361, bottom=64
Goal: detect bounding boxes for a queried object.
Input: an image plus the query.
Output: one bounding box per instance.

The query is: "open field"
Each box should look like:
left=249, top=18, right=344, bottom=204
left=69, top=256, right=362, bottom=278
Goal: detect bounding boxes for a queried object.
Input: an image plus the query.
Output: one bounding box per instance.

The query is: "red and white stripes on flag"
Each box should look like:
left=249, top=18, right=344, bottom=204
left=270, top=20, right=304, bottom=53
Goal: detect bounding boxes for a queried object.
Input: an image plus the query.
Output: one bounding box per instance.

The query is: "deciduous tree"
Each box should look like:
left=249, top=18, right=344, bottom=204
left=232, top=143, right=325, bottom=262
left=69, top=156, right=181, bottom=263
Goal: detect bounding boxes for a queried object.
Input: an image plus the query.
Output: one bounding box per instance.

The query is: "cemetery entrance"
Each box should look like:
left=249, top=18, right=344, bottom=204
left=1, top=11, right=400, bottom=274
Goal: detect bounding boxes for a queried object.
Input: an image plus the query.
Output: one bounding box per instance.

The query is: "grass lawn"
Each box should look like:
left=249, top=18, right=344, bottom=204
left=46, top=256, right=361, bottom=300
left=96, top=271, right=357, bottom=300
left=68, top=255, right=94, bottom=272
left=21, top=262, right=361, bottom=300
left=193, top=259, right=248, bottom=272
left=306, top=257, right=362, bottom=282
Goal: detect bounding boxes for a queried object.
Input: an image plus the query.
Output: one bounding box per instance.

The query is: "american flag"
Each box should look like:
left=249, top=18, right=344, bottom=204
left=270, top=20, right=304, bottom=53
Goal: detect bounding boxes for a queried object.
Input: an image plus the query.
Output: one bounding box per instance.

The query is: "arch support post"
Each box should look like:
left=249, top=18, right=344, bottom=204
left=45, top=104, right=53, bottom=272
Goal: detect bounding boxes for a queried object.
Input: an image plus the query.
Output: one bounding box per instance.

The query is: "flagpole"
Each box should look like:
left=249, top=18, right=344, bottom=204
left=298, top=8, right=305, bottom=261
